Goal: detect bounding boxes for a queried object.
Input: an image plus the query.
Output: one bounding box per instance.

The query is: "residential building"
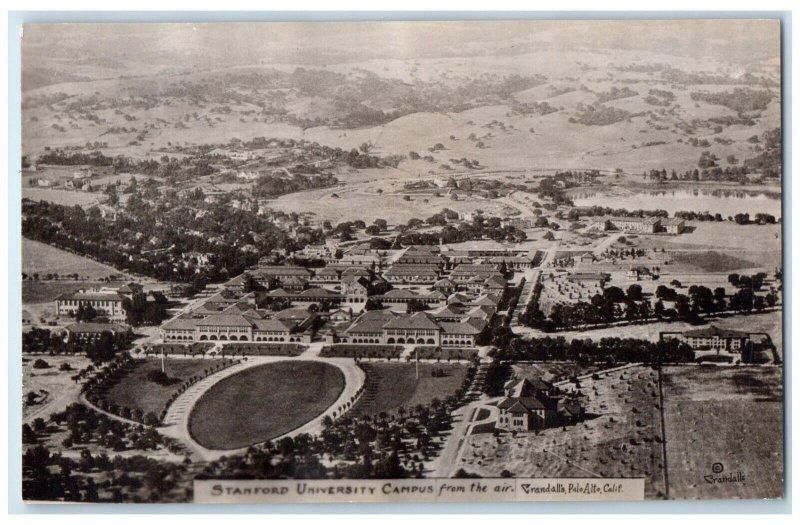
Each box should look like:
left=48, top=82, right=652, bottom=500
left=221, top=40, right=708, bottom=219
left=496, top=378, right=582, bottom=432
left=590, top=216, right=661, bottom=234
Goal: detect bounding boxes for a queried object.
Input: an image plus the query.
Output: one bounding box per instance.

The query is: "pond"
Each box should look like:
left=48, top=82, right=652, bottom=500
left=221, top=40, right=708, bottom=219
left=572, top=187, right=782, bottom=218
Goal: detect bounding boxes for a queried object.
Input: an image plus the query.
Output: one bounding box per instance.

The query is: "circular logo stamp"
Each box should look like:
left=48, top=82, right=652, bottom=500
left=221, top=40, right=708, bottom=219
left=712, top=462, right=724, bottom=474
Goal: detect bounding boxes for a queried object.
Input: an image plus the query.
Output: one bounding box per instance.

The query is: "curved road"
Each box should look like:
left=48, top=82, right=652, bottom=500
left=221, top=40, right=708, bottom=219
left=159, top=350, right=365, bottom=462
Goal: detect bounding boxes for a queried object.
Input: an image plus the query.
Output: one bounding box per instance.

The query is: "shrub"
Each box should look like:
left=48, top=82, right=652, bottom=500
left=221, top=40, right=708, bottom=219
left=32, top=359, right=50, bottom=369
left=145, top=369, right=180, bottom=386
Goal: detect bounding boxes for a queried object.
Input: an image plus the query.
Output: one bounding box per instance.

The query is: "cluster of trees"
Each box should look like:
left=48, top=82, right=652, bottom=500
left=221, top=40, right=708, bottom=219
left=728, top=272, right=769, bottom=290
left=122, top=293, right=169, bottom=326
left=654, top=281, right=777, bottom=319
left=595, top=86, right=638, bottom=103
left=524, top=284, right=656, bottom=331
left=730, top=212, right=779, bottom=225
left=569, top=103, right=640, bottom=126
left=392, top=211, right=527, bottom=246
left=744, top=128, right=781, bottom=178
left=690, top=88, right=773, bottom=113
left=22, top=196, right=292, bottom=284
left=643, top=89, right=676, bottom=106
left=30, top=402, right=167, bottom=454
left=671, top=209, right=775, bottom=225
left=35, top=149, right=224, bottom=183
left=568, top=204, right=669, bottom=220
left=510, top=100, right=559, bottom=116
left=596, top=246, right=649, bottom=261
left=537, top=176, right=575, bottom=206
left=252, top=172, right=338, bottom=199
left=642, top=164, right=757, bottom=184
left=36, top=149, right=113, bottom=167
left=23, top=442, right=189, bottom=502
left=23, top=327, right=131, bottom=362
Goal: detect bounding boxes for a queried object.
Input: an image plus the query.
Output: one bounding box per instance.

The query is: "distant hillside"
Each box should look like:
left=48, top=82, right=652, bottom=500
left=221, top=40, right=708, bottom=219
left=21, top=48, right=781, bottom=174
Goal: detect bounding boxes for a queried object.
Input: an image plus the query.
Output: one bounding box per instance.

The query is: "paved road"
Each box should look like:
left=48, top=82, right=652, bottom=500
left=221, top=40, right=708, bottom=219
left=592, top=232, right=623, bottom=256
left=509, top=237, right=559, bottom=332
left=24, top=383, right=82, bottom=425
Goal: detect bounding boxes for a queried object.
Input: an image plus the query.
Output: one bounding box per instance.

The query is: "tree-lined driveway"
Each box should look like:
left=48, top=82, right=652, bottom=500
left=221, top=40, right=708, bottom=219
left=159, top=354, right=365, bottom=462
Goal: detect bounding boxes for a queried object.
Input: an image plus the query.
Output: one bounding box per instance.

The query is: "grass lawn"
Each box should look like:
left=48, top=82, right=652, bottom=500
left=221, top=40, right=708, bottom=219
left=103, top=358, right=231, bottom=417
left=352, top=362, right=469, bottom=417
left=662, top=365, right=783, bottom=500
left=188, top=361, right=345, bottom=450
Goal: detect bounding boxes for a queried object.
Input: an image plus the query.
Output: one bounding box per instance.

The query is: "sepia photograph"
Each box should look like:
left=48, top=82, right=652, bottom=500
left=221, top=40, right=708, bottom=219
left=17, top=18, right=784, bottom=504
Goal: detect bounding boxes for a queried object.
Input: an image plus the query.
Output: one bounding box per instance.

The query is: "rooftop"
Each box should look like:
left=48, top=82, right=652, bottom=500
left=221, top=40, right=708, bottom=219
left=682, top=325, right=750, bottom=338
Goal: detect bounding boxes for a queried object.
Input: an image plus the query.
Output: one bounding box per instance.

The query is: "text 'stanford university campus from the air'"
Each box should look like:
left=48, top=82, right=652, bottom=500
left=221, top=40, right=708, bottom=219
left=19, top=19, right=784, bottom=504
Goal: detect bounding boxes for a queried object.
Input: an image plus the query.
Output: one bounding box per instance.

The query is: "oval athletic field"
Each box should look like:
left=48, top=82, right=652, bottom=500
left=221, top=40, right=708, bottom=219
left=188, top=361, right=345, bottom=450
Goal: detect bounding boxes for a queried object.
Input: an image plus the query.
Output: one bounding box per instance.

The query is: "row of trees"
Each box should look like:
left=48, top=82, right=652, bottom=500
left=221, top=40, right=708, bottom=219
left=489, top=335, right=696, bottom=365
left=522, top=281, right=778, bottom=331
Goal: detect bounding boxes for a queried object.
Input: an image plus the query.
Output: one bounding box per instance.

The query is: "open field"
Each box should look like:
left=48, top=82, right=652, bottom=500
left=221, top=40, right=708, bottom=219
left=188, top=361, right=345, bottom=449
left=662, top=366, right=783, bottom=500
left=352, top=362, right=469, bottom=417
left=22, top=354, right=92, bottom=422
left=22, top=280, right=104, bottom=304
left=22, top=187, right=106, bottom=207
left=268, top=181, right=517, bottom=224
left=103, top=358, right=233, bottom=418
left=459, top=365, right=666, bottom=498
left=511, top=362, right=616, bottom=384
left=22, top=239, right=128, bottom=282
